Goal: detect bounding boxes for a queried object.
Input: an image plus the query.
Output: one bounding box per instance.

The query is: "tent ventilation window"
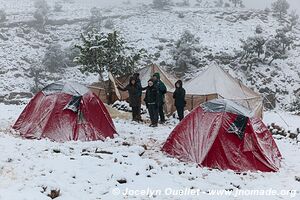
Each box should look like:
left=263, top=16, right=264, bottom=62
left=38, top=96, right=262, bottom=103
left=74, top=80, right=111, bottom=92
left=64, top=96, right=82, bottom=113
left=227, top=115, right=248, bottom=139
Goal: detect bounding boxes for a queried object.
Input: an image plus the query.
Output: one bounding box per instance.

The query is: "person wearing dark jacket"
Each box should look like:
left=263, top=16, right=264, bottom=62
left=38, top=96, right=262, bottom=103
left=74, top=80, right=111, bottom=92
left=144, top=79, right=159, bottom=127
left=173, top=80, right=186, bottom=121
left=118, top=77, right=141, bottom=122
left=152, top=72, right=167, bottom=123
left=132, top=73, right=142, bottom=121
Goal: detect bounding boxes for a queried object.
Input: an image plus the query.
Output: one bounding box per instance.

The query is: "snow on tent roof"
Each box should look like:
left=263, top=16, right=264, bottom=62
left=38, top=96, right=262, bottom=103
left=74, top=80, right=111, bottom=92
left=42, top=81, right=90, bottom=96
left=184, top=65, right=261, bottom=100
left=201, top=99, right=253, bottom=117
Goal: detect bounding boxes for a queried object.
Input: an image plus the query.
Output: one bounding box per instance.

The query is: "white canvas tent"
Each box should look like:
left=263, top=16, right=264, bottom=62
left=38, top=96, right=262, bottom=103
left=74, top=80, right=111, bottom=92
left=117, top=64, right=176, bottom=91
left=183, top=65, right=263, bottom=118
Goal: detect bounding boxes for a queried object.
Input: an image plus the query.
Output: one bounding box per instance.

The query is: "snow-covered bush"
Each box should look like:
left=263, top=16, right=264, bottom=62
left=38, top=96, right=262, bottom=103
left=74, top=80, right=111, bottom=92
left=104, top=19, right=114, bottom=29
left=255, top=25, right=263, bottom=34
left=33, top=0, right=50, bottom=25
left=176, top=0, right=190, bottom=7
left=224, top=3, right=230, bottom=8
left=289, top=97, right=300, bottom=115
left=84, top=7, right=102, bottom=32
left=64, top=44, right=80, bottom=68
left=178, top=13, right=185, bottom=18
left=54, top=2, right=63, bottom=12
left=28, top=66, right=45, bottom=94
left=43, top=43, right=65, bottom=73
left=274, top=28, right=294, bottom=53
left=237, top=26, right=294, bottom=69
left=214, top=0, right=223, bottom=8
left=264, top=38, right=288, bottom=65
left=264, top=7, right=271, bottom=15
left=229, top=0, right=243, bottom=8
left=272, top=0, right=290, bottom=20
left=0, top=9, right=6, bottom=22
left=62, top=0, right=74, bottom=3
left=122, top=0, right=131, bottom=5
left=152, top=0, right=172, bottom=10
left=288, top=10, right=299, bottom=30
left=170, top=30, right=203, bottom=76
left=90, top=7, right=102, bottom=23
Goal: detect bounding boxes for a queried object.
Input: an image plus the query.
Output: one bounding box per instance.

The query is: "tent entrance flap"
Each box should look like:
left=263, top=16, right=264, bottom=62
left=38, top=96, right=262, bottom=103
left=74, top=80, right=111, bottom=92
left=227, top=115, right=248, bottom=140
left=64, top=96, right=82, bottom=113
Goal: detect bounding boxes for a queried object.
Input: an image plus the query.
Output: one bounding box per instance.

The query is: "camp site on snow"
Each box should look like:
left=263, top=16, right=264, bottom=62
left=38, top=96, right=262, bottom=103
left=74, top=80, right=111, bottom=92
left=0, top=0, right=300, bottom=199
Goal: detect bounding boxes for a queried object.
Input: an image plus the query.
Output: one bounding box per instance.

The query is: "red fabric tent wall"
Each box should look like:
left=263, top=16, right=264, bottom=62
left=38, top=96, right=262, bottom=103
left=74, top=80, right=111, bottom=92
left=13, top=90, right=117, bottom=142
left=161, top=106, right=282, bottom=172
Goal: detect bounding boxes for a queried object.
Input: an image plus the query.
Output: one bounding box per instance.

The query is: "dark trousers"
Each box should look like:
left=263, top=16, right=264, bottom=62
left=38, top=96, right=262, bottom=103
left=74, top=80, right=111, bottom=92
left=148, top=104, right=158, bottom=125
left=132, top=106, right=139, bottom=121
left=136, top=103, right=142, bottom=121
left=176, top=106, right=184, bottom=121
left=158, top=104, right=165, bottom=122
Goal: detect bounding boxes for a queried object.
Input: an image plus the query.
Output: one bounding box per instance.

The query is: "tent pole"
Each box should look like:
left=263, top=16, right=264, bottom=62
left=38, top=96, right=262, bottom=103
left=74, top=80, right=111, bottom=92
left=263, top=95, right=290, bottom=128
left=192, top=95, right=194, bottom=109
left=98, top=88, right=101, bottom=99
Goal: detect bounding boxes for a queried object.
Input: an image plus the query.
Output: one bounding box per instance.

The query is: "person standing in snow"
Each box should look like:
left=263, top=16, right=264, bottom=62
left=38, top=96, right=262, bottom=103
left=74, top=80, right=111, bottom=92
left=152, top=72, right=167, bottom=123
left=173, top=80, right=186, bottom=121
left=117, top=77, right=141, bottom=122
left=132, top=73, right=143, bottom=122
left=144, top=79, right=159, bottom=127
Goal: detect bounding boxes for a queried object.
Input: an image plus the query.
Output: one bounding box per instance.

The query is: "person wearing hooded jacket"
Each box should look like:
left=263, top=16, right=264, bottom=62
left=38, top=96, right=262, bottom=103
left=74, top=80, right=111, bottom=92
left=132, top=73, right=143, bottom=122
left=152, top=72, right=167, bottom=123
left=144, top=79, right=159, bottom=127
left=173, top=80, right=186, bottom=121
left=118, top=77, right=141, bottom=122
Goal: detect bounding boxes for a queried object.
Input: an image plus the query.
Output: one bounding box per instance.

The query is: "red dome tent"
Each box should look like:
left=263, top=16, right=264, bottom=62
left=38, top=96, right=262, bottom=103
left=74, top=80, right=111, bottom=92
left=162, top=99, right=281, bottom=172
left=13, top=82, right=117, bottom=142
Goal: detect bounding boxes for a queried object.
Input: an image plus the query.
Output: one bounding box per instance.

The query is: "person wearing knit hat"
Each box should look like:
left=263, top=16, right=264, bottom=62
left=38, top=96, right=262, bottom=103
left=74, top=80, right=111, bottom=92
left=152, top=72, right=167, bottom=123
left=173, top=80, right=186, bottom=121
left=144, top=79, right=159, bottom=127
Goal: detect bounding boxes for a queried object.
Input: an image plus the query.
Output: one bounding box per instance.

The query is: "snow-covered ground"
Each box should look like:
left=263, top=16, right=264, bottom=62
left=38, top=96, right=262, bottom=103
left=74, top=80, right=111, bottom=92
left=0, top=103, right=299, bottom=200
left=264, top=111, right=300, bottom=133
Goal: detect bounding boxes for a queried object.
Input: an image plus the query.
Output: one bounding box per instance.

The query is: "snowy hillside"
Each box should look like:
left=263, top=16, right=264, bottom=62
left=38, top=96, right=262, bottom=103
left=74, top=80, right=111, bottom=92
left=0, top=0, right=299, bottom=111
left=0, top=1, right=300, bottom=199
